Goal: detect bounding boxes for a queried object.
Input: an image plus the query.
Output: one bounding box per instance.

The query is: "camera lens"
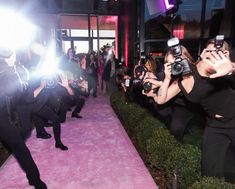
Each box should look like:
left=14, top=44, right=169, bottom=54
left=143, top=82, right=152, bottom=93
left=173, top=63, right=182, bottom=72
left=171, top=62, right=183, bottom=76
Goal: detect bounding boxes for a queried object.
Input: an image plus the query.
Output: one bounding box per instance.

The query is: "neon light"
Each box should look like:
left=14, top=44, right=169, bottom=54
left=173, top=24, right=184, bottom=39
left=164, top=0, right=174, bottom=10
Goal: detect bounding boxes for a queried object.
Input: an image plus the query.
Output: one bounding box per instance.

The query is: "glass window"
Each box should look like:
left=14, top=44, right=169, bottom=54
left=203, top=0, right=230, bottom=38
left=93, top=39, right=98, bottom=52
left=71, top=29, right=88, bottom=37
left=90, top=16, right=98, bottom=37
left=74, top=41, right=89, bottom=54
left=145, top=0, right=202, bottom=39
left=60, top=15, right=88, bottom=30
left=62, top=41, right=71, bottom=54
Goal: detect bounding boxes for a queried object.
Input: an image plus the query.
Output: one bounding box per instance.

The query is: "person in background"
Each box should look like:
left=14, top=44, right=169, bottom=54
left=97, top=54, right=105, bottom=95
left=86, top=52, right=98, bottom=97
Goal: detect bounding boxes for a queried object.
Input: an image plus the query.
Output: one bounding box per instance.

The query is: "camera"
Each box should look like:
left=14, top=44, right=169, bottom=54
left=142, top=80, right=160, bottom=94
left=70, top=76, right=84, bottom=88
left=44, top=76, right=58, bottom=89
left=132, top=65, right=148, bottom=86
left=167, top=37, right=191, bottom=76
left=214, top=35, right=224, bottom=52
left=143, top=82, right=152, bottom=93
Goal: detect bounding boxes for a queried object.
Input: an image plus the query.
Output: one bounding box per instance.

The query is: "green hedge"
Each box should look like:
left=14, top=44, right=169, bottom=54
left=190, top=177, right=235, bottom=189
left=110, top=91, right=235, bottom=188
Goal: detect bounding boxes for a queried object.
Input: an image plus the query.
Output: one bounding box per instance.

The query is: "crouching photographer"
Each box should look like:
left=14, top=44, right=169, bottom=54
left=0, top=48, right=47, bottom=188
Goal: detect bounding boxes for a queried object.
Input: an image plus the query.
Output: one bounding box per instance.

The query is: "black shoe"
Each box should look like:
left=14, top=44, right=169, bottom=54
left=55, top=142, right=68, bottom=151
left=93, top=93, right=97, bottom=98
left=29, top=179, right=47, bottom=189
left=71, top=113, right=83, bottom=119
left=36, top=132, right=51, bottom=139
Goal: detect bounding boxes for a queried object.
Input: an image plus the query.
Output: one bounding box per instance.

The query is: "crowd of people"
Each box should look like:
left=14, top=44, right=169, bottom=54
left=1, top=34, right=235, bottom=188
left=0, top=42, right=120, bottom=188
left=117, top=36, right=235, bottom=183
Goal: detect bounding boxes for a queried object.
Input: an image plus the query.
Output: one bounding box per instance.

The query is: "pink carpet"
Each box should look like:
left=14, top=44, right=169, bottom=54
left=0, top=95, right=158, bottom=189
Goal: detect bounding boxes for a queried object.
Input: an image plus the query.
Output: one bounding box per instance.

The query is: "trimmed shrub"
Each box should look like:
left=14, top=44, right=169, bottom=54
left=146, top=128, right=179, bottom=170
left=190, top=177, right=235, bottom=189
left=164, top=144, right=201, bottom=189
left=110, top=91, right=235, bottom=188
left=135, top=116, right=164, bottom=160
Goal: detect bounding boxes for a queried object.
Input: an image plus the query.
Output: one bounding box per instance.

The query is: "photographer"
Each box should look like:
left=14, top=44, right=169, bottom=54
left=143, top=36, right=235, bottom=181
left=25, top=74, right=71, bottom=151
left=0, top=49, right=47, bottom=189
left=115, top=65, right=133, bottom=101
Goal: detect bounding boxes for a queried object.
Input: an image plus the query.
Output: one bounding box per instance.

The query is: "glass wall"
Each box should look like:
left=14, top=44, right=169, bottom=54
left=59, top=14, right=118, bottom=55
left=140, top=0, right=234, bottom=59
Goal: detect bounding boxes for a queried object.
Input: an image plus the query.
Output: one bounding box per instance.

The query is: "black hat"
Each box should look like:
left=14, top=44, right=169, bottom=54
left=0, top=47, right=13, bottom=59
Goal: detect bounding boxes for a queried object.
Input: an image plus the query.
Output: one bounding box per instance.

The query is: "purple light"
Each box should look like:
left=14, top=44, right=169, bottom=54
left=164, top=0, right=174, bottom=10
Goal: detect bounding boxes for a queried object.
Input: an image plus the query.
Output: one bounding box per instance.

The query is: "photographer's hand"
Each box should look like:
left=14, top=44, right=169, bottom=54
left=144, top=78, right=162, bottom=87
left=58, top=74, right=69, bottom=87
left=58, top=74, right=74, bottom=95
left=204, top=51, right=235, bottom=78
left=164, top=62, right=172, bottom=80
left=142, top=88, right=157, bottom=97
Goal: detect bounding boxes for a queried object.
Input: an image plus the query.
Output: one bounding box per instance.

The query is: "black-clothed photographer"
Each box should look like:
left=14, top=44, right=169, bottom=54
left=25, top=76, right=69, bottom=150
left=0, top=49, right=47, bottom=189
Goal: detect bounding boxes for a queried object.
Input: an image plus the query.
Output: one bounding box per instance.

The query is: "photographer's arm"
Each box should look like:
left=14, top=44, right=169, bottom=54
left=33, top=80, right=46, bottom=98
left=153, top=63, right=180, bottom=104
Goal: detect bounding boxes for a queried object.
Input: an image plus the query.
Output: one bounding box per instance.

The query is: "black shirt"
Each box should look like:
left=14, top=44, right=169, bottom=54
left=178, top=68, right=235, bottom=127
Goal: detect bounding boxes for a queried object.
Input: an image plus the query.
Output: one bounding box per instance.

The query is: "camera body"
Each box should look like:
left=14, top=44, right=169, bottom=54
left=167, top=37, right=191, bottom=76
left=44, top=76, right=58, bottom=89
left=70, top=76, right=84, bottom=88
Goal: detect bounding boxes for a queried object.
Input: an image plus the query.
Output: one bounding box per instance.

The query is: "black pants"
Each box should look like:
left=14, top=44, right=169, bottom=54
left=72, top=97, right=85, bottom=115
left=34, top=105, right=62, bottom=144
left=170, top=105, right=195, bottom=141
left=0, top=107, right=41, bottom=185
left=16, top=104, right=33, bottom=139
left=202, top=125, right=235, bottom=181
left=64, top=89, right=85, bottom=116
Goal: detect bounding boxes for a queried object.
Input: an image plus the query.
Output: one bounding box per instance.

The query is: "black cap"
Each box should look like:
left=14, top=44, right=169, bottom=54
left=0, top=48, right=13, bottom=59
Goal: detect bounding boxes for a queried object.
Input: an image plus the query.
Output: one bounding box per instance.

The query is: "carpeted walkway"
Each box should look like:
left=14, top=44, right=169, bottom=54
left=0, top=95, right=158, bottom=189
